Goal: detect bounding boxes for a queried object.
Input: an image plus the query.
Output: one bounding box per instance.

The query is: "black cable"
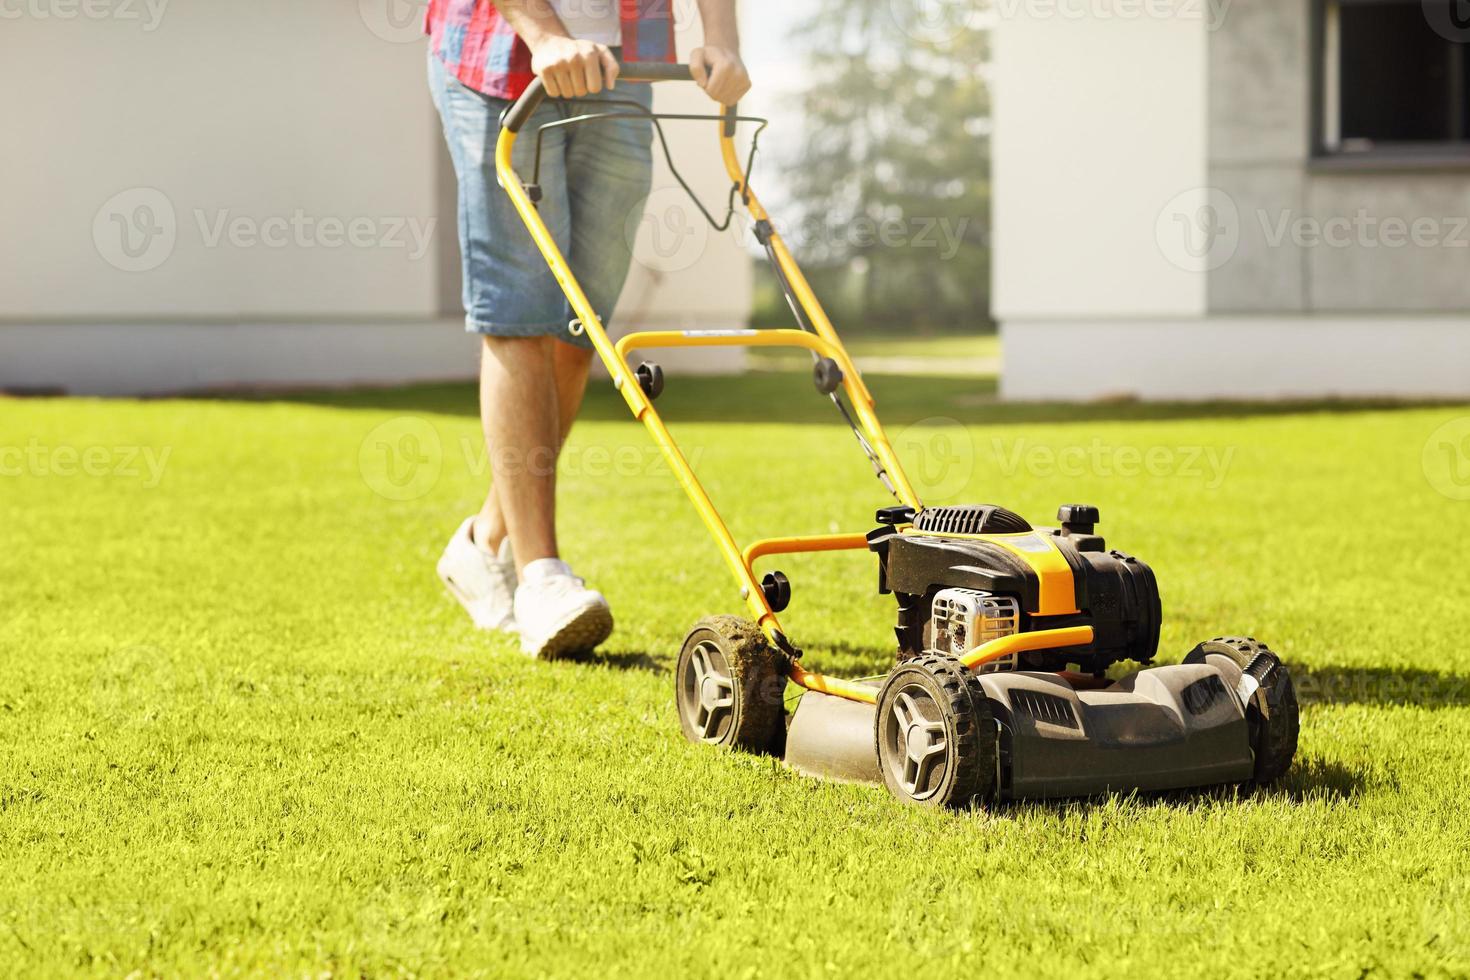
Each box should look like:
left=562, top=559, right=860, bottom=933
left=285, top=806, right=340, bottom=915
left=758, top=224, right=901, bottom=501
left=523, top=101, right=900, bottom=502
left=529, top=101, right=767, bottom=234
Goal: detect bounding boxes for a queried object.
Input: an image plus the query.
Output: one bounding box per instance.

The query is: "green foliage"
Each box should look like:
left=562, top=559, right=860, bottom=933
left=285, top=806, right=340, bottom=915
left=777, top=0, right=992, bottom=333
left=3, top=374, right=1470, bottom=975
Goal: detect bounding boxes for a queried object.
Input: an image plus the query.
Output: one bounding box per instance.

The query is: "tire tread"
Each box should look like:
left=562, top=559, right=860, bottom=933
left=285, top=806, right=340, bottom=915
left=1187, top=636, right=1299, bottom=784
left=875, top=653, right=996, bottom=807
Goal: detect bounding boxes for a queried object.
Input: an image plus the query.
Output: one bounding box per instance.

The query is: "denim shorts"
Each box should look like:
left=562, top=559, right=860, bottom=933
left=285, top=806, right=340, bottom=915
left=428, top=52, right=655, bottom=348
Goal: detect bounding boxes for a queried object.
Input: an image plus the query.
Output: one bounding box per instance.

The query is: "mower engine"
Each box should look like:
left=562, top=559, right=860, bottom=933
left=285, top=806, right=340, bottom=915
left=928, top=589, right=1020, bottom=671
left=871, top=503, right=1162, bottom=675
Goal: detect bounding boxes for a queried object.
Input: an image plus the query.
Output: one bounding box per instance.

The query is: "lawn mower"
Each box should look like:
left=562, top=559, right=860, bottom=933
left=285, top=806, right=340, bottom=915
left=496, top=65, right=1300, bottom=807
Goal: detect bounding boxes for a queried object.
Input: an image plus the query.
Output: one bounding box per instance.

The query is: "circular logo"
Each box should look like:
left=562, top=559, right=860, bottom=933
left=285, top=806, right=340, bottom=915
left=889, top=0, right=979, bottom=43
left=626, top=185, right=710, bottom=274
left=359, top=416, right=443, bottom=501
left=1422, top=416, right=1470, bottom=501
left=93, top=187, right=177, bottom=273
left=89, top=643, right=181, bottom=724
left=1422, top=0, right=1470, bottom=42
left=669, top=0, right=701, bottom=30
left=359, top=0, right=430, bottom=43
left=1155, top=187, right=1241, bottom=273
left=891, top=416, right=975, bottom=501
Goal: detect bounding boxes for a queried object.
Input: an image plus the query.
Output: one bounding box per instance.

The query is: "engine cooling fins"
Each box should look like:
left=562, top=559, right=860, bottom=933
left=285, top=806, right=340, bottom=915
left=913, top=505, right=1033, bottom=536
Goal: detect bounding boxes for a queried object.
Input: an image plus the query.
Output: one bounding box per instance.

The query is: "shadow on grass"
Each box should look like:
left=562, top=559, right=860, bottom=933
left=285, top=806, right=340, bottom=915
left=574, top=648, right=667, bottom=674
left=788, top=640, right=896, bottom=679
left=212, top=375, right=1463, bottom=429
left=1259, top=756, right=1373, bottom=802
left=1294, top=665, right=1470, bottom=710
left=1001, top=756, right=1370, bottom=815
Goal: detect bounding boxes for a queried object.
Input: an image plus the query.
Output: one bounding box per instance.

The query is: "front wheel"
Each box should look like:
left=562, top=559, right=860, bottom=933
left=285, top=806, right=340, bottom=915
left=675, top=616, right=787, bottom=754
left=874, top=654, right=996, bottom=807
left=1186, top=636, right=1299, bottom=785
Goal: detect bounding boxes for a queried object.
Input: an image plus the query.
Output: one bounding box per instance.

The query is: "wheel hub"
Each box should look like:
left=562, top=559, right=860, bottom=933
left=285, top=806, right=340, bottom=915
left=886, top=688, right=949, bottom=800
left=685, top=641, right=735, bottom=743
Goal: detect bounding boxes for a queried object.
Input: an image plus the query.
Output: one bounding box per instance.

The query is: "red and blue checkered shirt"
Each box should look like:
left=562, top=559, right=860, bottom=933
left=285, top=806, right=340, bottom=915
left=425, top=0, right=677, bottom=100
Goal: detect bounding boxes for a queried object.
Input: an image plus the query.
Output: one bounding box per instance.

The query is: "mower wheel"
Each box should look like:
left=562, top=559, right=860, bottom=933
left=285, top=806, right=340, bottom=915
left=1186, top=637, right=1299, bottom=785
left=675, top=616, right=788, bottom=754
left=874, top=654, right=996, bottom=808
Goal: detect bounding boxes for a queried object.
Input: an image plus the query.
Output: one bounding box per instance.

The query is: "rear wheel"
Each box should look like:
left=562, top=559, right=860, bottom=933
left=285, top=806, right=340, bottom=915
left=874, top=654, right=996, bottom=807
left=675, top=616, right=787, bottom=754
left=1186, top=636, right=1299, bottom=784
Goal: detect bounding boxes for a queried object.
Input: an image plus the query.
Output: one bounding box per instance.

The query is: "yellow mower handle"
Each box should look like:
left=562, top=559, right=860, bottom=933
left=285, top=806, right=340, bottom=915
left=492, top=58, right=921, bottom=683
left=500, top=61, right=740, bottom=137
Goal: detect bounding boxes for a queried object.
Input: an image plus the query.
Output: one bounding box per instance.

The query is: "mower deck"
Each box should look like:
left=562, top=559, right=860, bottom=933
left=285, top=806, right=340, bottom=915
left=784, top=662, right=1256, bottom=800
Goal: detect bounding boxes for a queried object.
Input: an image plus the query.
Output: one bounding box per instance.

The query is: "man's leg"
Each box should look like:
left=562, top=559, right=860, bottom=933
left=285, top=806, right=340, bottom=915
left=474, top=335, right=560, bottom=570
left=492, top=327, right=610, bottom=659
left=471, top=339, right=594, bottom=566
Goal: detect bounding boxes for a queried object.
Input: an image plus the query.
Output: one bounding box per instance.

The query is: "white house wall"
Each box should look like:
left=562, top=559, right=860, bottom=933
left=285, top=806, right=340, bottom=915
left=992, top=2, right=1210, bottom=321
left=997, top=0, right=1470, bottom=400
left=0, top=1, right=748, bottom=394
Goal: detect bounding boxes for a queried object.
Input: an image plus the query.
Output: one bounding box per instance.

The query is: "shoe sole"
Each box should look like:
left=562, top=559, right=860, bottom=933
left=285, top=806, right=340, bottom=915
left=437, top=563, right=516, bottom=633
left=523, top=601, right=614, bottom=660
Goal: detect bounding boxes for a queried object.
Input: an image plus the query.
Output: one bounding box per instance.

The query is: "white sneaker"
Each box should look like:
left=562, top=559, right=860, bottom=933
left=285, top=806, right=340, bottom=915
left=437, top=517, right=517, bottom=631
left=513, top=558, right=614, bottom=659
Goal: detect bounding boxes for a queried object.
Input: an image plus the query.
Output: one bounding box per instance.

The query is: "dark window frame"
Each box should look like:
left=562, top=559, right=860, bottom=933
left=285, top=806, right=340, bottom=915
left=1311, top=0, right=1470, bottom=171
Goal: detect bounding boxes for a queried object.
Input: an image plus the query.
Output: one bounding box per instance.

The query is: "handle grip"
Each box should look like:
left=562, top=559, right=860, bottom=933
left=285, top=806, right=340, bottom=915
left=619, top=61, right=694, bottom=82
left=500, top=60, right=740, bottom=137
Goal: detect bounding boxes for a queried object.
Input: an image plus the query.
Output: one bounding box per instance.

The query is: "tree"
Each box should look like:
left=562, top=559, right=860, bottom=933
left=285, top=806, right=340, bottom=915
left=774, top=0, right=991, bottom=335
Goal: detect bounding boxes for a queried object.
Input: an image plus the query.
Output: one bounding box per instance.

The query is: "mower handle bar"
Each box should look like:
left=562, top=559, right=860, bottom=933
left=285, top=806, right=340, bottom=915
left=500, top=61, right=739, bottom=138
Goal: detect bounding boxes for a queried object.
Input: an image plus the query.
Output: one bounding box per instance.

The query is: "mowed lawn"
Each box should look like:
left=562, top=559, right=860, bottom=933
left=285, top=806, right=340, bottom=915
left=3, top=369, right=1470, bottom=977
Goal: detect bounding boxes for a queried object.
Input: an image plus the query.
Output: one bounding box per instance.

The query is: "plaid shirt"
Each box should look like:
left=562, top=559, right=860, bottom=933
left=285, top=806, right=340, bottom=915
left=425, top=1, right=676, bottom=100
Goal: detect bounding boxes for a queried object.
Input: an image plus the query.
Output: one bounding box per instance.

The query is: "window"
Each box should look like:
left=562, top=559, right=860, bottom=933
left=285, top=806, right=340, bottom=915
left=1315, top=0, right=1470, bottom=164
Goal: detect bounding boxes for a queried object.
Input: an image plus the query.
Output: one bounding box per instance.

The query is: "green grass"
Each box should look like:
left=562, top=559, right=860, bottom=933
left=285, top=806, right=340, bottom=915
left=4, top=372, right=1470, bottom=977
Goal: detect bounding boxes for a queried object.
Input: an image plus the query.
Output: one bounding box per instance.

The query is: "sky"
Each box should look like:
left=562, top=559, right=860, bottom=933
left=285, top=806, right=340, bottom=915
left=736, top=5, right=808, bottom=204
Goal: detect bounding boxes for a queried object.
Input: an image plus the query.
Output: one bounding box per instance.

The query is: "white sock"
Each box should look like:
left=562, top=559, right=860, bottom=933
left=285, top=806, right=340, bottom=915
left=521, top=557, right=574, bottom=584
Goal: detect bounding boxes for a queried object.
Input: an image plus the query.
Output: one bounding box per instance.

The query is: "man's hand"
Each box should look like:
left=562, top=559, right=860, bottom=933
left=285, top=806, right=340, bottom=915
left=530, top=35, right=620, bottom=98
left=690, top=46, right=751, bottom=106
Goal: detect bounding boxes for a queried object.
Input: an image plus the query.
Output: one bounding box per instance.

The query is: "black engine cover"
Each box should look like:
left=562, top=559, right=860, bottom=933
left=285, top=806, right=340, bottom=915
left=868, top=512, right=1162, bottom=670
